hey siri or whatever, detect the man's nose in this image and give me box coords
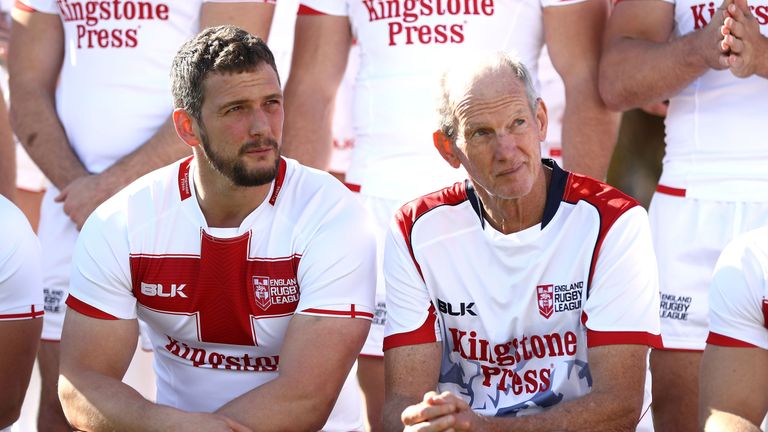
[249,109,271,136]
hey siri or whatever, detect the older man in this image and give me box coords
[382,54,661,431]
[58,26,376,431]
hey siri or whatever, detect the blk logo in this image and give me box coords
[437,298,477,316]
[140,282,188,298]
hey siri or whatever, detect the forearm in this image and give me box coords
[383,394,422,432]
[60,371,184,431]
[600,33,709,111]
[281,83,336,170]
[9,86,87,190]
[0,95,15,201]
[215,376,337,431]
[100,117,190,193]
[478,390,641,432]
[560,76,620,180]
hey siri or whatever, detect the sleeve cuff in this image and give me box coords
[587,330,663,348]
[706,331,759,348]
[383,304,437,351]
[66,295,119,320]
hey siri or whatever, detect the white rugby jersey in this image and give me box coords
[67,157,376,430]
[16,0,269,174]
[656,0,768,201]
[384,161,662,418]
[298,0,583,200]
[0,196,44,321]
[707,227,768,350]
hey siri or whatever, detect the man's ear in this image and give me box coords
[433,130,461,169]
[172,108,202,148]
[535,98,548,143]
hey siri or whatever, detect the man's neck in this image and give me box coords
[476,166,551,235]
[192,159,272,228]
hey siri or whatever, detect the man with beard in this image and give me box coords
[57,26,376,431]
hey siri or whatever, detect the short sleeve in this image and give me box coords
[583,206,663,348]
[295,190,377,321]
[299,0,347,16]
[15,0,58,14]
[707,233,768,349]
[67,205,137,320]
[382,218,440,351]
[0,198,44,320]
[541,0,587,9]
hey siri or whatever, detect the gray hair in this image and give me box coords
[437,53,539,142]
[171,25,279,123]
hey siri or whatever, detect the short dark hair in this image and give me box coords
[171,25,279,122]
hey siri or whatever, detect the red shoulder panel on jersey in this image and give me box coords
[298,5,326,15]
[268,158,288,206]
[383,304,438,351]
[66,295,119,320]
[562,172,640,292]
[394,182,467,281]
[178,156,194,201]
[586,329,663,348]
[14,1,36,12]
[706,331,759,348]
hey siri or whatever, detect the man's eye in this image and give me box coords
[514,118,526,126]
[471,128,490,138]
[225,106,242,114]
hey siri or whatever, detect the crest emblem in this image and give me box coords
[536,284,554,319]
[253,276,271,311]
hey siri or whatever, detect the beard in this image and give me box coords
[198,127,281,187]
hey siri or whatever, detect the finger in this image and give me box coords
[728,2,746,19]
[729,53,746,70]
[402,402,457,425]
[724,34,745,53]
[720,37,731,52]
[719,53,732,68]
[720,22,732,36]
[728,17,746,38]
[422,391,439,402]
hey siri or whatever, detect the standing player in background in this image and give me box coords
[699,226,768,432]
[600,0,768,430]
[0,195,43,432]
[8,2,274,430]
[282,3,618,428]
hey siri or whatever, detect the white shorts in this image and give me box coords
[349,190,405,358]
[38,187,78,341]
[649,188,768,350]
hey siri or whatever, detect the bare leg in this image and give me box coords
[37,341,71,431]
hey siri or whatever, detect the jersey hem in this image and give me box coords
[706,331,759,348]
[66,295,120,320]
[586,330,663,348]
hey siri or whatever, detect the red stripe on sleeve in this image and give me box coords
[587,330,664,348]
[383,304,437,351]
[706,332,758,348]
[298,5,326,15]
[0,305,44,320]
[14,0,36,12]
[66,295,119,320]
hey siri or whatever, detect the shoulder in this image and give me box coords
[394,181,469,230]
[87,158,189,235]
[277,158,370,227]
[559,170,642,228]
[0,196,37,261]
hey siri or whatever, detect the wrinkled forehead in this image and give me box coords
[448,69,529,121]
